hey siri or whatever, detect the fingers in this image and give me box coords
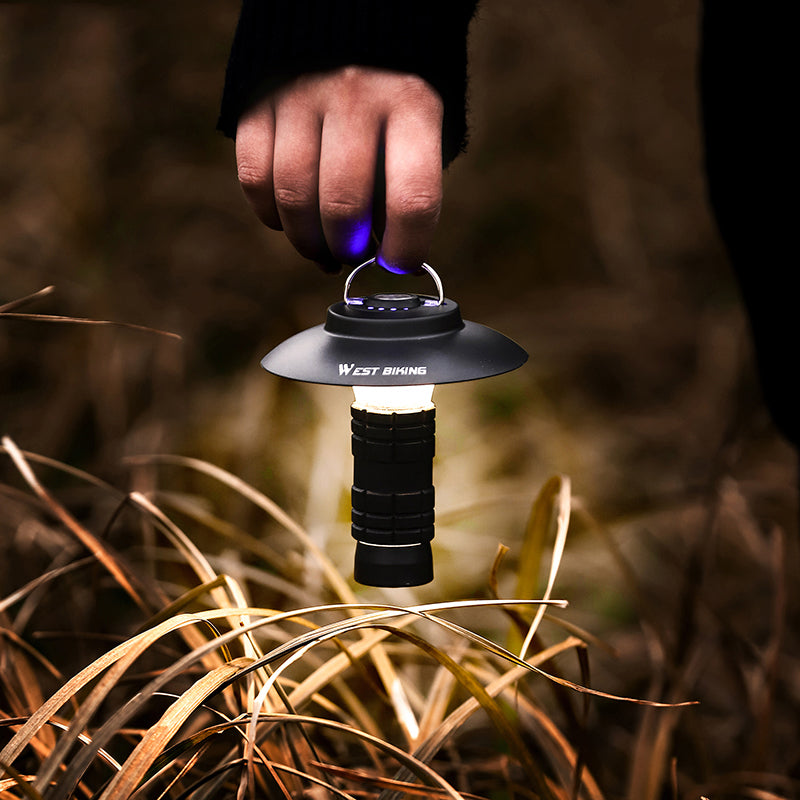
[377,84,443,275]
[234,68,444,276]
[318,109,379,265]
[235,102,281,230]
[272,97,338,270]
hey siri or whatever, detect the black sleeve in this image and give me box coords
[700,1,798,447]
[217,0,479,165]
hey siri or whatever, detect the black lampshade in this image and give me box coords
[261,291,527,385]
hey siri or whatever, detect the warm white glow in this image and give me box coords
[352,384,435,413]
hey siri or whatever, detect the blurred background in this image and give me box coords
[2,0,798,795]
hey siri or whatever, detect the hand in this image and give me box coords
[234,66,444,274]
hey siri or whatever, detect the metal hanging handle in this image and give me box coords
[343,258,445,306]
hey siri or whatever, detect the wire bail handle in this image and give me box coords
[343,258,445,307]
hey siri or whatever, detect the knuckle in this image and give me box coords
[236,160,270,191]
[333,65,376,97]
[388,190,442,227]
[392,75,443,113]
[273,184,315,212]
[320,195,368,222]
[337,65,366,87]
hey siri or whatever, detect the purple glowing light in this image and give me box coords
[342,219,372,262]
[376,253,411,275]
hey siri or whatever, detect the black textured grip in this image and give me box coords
[351,406,435,586]
[351,407,435,545]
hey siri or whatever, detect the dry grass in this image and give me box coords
[1,430,692,800]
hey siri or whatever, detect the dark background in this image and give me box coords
[2,1,798,795]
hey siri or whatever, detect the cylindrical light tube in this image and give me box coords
[350,387,435,587]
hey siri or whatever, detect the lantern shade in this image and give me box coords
[261,295,528,386]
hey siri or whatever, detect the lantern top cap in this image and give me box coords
[261,259,528,386]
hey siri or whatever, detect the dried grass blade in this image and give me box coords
[287,626,397,711]
[0,285,55,313]
[210,601,693,712]
[626,675,699,800]
[0,312,181,340]
[467,656,604,800]
[105,496,244,712]
[20,606,369,795]
[489,543,510,598]
[127,493,231,606]
[0,446,120,494]
[99,657,252,800]
[374,626,555,800]
[284,599,565,718]
[750,525,787,766]
[0,635,55,750]
[416,640,468,741]
[5,600,686,799]
[1,437,147,614]
[243,641,311,794]
[396,638,585,796]
[310,761,491,799]
[135,733,291,800]
[134,576,231,634]
[126,455,350,602]
[1,717,123,783]
[572,644,592,800]
[153,490,288,576]
[129,721,229,791]
[262,762,358,800]
[540,613,617,658]
[281,600,561,712]
[514,684,605,800]
[0,761,42,799]
[161,756,249,800]
[0,628,66,690]
[150,741,208,800]
[519,475,572,659]
[251,713,466,800]
[0,558,95,615]
[1,611,249,786]
[126,492,267,702]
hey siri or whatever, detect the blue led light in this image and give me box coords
[375,253,410,276]
[342,219,372,262]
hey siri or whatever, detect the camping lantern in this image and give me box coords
[261,260,527,587]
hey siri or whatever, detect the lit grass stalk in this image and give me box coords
[517,475,572,660]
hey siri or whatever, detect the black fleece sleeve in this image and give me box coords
[217,0,479,166]
[700,1,798,447]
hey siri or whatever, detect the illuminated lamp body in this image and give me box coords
[261,262,527,587]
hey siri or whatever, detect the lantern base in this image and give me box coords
[354,541,433,587]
